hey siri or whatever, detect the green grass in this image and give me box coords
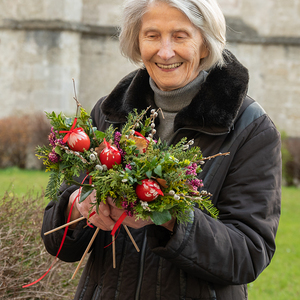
[248,186,300,299]
[0,167,49,198]
[0,168,299,298]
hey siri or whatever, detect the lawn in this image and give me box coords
[248,186,300,299]
[0,167,49,198]
[0,168,299,299]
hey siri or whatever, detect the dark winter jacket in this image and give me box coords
[41,51,281,300]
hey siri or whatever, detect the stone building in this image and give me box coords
[0,0,299,137]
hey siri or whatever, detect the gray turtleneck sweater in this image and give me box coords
[149,71,207,143]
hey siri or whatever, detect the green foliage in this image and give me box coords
[45,171,63,201]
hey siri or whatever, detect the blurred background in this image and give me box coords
[0,0,299,176]
[0,0,300,180]
[0,1,300,299]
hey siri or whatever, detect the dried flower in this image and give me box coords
[90,153,97,161]
[95,164,103,171]
[48,151,60,163]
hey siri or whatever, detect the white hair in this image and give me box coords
[119,0,227,70]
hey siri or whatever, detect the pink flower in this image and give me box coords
[121,200,137,217]
[114,131,126,158]
[48,151,60,163]
[49,127,65,147]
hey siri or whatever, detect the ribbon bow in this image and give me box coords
[59,118,84,143]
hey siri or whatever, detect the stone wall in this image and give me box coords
[218,0,300,136]
[0,0,299,137]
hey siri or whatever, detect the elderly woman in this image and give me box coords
[42,0,281,299]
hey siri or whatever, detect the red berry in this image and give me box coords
[99,138,122,169]
[67,130,90,152]
[136,179,164,202]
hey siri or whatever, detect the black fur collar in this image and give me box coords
[101,50,249,133]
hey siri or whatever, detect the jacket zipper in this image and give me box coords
[135,228,148,300]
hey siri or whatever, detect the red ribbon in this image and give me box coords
[111,211,127,236]
[86,211,96,228]
[59,117,84,144]
[134,131,149,142]
[134,131,149,153]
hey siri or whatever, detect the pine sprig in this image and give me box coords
[45,171,63,201]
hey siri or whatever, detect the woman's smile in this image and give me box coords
[156,62,183,70]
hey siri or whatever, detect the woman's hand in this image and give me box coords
[107,197,176,231]
[66,191,176,232]
[106,196,154,229]
[66,189,115,231]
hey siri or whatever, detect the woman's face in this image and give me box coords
[139,1,208,91]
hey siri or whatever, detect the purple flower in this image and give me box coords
[185,164,197,176]
[126,211,134,217]
[48,127,65,147]
[48,150,60,163]
[121,201,128,209]
[121,200,137,217]
[114,131,126,158]
[187,178,204,194]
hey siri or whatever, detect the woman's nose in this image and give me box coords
[157,39,175,61]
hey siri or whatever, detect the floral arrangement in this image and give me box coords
[36,105,221,225]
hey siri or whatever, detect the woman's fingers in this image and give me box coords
[75,191,115,231]
[89,212,115,231]
[98,197,111,217]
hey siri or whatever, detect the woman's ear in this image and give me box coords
[200,43,209,59]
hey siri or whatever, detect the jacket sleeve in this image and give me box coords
[41,185,97,262]
[147,116,281,285]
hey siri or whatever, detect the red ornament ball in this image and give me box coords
[99,139,122,169]
[136,179,164,202]
[67,130,90,152]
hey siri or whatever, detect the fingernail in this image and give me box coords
[110,225,114,230]
[103,210,109,216]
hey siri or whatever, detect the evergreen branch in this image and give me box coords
[45,171,63,201]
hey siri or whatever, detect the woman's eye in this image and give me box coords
[174,33,187,40]
[146,33,158,39]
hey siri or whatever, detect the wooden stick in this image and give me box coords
[112,234,116,269]
[199,152,230,162]
[72,227,100,280]
[123,225,140,252]
[44,216,86,235]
